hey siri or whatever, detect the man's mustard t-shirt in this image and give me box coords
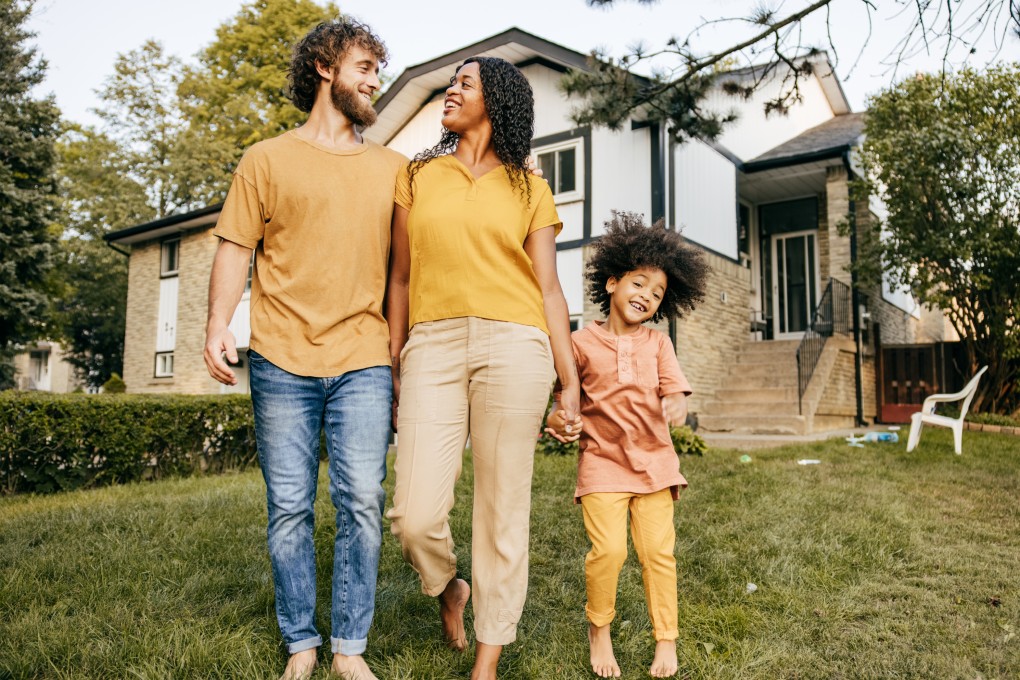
[215,130,407,377]
[394,155,562,334]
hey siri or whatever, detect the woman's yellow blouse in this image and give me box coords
[395,155,563,334]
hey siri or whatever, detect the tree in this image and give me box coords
[565,0,1019,142]
[0,0,60,388]
[854,66,1020,415]
[50,124,153,388]
[177,0,338,203]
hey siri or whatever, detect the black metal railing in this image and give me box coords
[796,278,853,413]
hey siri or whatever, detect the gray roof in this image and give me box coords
[746,112,865,169]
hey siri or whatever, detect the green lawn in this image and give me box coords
[1,428,1018,679]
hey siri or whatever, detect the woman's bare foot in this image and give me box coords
[440,577,471,651]
[469,641,502,680]
[588,623,621,678]
[279,649,317,680]
[330,653,378,679]
[649,639,678,678]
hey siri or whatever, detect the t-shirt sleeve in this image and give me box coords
[394,163,413,211]
[527,179,562,237]
[213,151,265,250]
[657,334,692,397]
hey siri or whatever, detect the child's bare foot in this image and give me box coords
[469,642,502,680]
[440,577,470,651]
[279,649,317,680]
[649,639,678,678]
[588,623,621,678]
[330,653,378,679]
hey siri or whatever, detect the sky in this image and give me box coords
[26,0,1020,128]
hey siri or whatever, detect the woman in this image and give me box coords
[386,56,580,680]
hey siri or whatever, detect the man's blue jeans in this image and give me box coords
[249,350,391,656]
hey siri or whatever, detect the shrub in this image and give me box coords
[0,393,257,495]
[101,373,126,393]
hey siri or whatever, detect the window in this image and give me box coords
[155,351,174,377]
[161,238,180,277]
[569,315,583,332]
[244,253,254,293]
[535,142,582,201]
[29,350,49,384]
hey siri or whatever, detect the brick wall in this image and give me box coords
[123,227,221,394]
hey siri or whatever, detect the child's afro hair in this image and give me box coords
[585,211,709,323]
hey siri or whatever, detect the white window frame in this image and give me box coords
[154,351,174,378]
[160,238,180,278]
[534,140,584,204]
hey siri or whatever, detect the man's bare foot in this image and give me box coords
[330,653,378,680]
[469,642,502,680]
[588,623,621,678]
[649,639,678,678]
[440,577,470,651]
[279,649,317,680]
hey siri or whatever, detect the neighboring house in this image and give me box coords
[12,341,82,393]
[105,27,951,432]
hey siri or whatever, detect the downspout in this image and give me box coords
[649,120,675,345]
[843,150,865,427]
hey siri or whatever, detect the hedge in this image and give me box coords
[0,393,257,495]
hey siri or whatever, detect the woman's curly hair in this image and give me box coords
[408,56,534,203]
[287,17,387,114]
[586,211,710,323]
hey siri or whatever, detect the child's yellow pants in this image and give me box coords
[579,488,678,641]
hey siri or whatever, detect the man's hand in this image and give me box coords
[205,325,239,385]
[662,393,689,427]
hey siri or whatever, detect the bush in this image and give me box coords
[101,373,126,393]
[0,393,257,495]
[537,425,706,457]
[967,411,1020,428]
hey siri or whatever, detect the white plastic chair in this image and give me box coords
[905,365,988,455]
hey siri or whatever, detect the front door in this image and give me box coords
[771,230,818,338]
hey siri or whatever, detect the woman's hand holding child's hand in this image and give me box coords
[662,393,688,428]
[545,406,582,444]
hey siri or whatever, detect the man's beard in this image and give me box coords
[331,78,378,128]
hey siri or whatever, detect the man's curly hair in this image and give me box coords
[287,17,387,114]
[586,211,709,323]
[408,56,534,203]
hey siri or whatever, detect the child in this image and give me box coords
[547,212,708,678]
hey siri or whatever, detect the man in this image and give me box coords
[204,17,405,680]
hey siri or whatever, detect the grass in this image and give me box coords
[1,428,1018,679]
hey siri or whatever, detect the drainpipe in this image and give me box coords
[843,150,865,427]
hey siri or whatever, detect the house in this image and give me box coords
[105,27,951,433]
[12,341,82,393]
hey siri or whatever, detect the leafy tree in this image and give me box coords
[566,0,1018,142]
[50,124,153,388]
[177,0,338,203]
[854,66,1020,415]
[0,0,60,388]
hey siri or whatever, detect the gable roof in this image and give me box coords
[743,112,865,172]
[365,27,596,146]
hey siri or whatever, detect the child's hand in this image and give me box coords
[544,408,582,443]
[662,393,688,427]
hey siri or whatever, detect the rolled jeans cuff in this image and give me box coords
[332,636,367,656]
[286,635,322,655]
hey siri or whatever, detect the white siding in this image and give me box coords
[387,98,445,158]
[706,72,835,161]
[228,295,252,348]
[156,277,178,352]
[674,139,738,259]
[556,248,585,316]
[591,126,651,236]
[522,64,578,140]
[556,201,584,242]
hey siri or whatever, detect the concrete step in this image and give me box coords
[811,415,857,431]
[736,340,801,355]
[721,363,802,382]
[715,387,799,402]
[698,414,808,435]
[702,400,800,416]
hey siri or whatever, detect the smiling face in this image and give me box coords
[328,45,381,127]
[606,267,668,332]
[441,61,489,135]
